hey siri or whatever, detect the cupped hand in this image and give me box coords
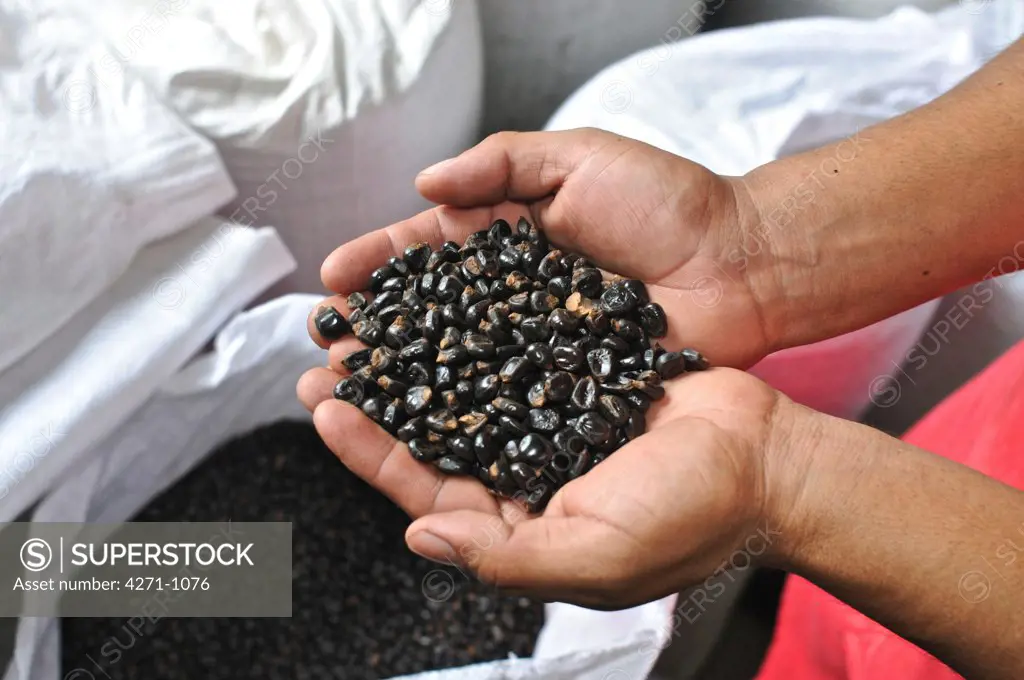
[307,128,778,370]
[298,363,799,609]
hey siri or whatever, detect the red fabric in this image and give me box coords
[756,340,1024,680]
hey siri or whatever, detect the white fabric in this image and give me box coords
[68,0,485,294]
[0,218,295,525]
[0,2,236,375]
[546,1,1024,421]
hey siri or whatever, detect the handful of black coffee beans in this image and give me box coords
[315,217,709,513]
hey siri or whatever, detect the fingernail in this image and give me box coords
[418,158,456,177]
[408,531,455,564]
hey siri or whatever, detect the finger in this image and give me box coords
[416,129,610,207]
[405,509,630,594]
[296,367,339,413]
[321,206,490,294]
[312,399,498,518]
[307,295,355,348]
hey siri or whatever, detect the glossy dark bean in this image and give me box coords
[525,342,555,370]
[381,400,407,432]
[465,334,496,358]
[547,345,581,372]
[611,318,643,342]
[520,248,544,276]
[404,362,432,387]
[437,345,471,366]
[361,396,385,422]
[571,376,599,411]
[545,308,577,335]
[600,335,629,354]
[425,409,458,434]
[437,455,472,475]
[625,410,646,440]
[397,338,434,363]
[585,310,611,336]
[441,303,465,328]
[333,377,363,404]
[526,484,554,514]
[499,356,531,383]
[409,438,444,463]
[575,411,612,446]
[568,451,592,480]
[600,281,640,315]
[455,380,474,408]
[638,303,668,337]
[404,385,433,415]
[598,394,630,427]
[489,219,512,245]
[353,319,384,346]
[527,381,547,408]
[489,279,512,300]
[459,412,489,437]
[543,371,574,402]
[571,268,603,297]
[528,408,562,434]
[381,277,406,293]
[498,415,529,439]
[377,375,408,398]
[341,348,372,371]
[520,316,551,342]
[519,433,555,466]
[529,290,559,314]
[510,462,539,490]
[682,348,710,371]
[586,348,617,380]
[493,397,529,420]
[402,241,431,272]
[434,364,455,391]
[348,308,367,326]
[423,308,443,342]
[368,266,394,293]
[625,390,652,412]
[447,436,476,463]
[465,299,491,328]
[655,351,687,379]
[547,276,572,299]
[384,318,412,349]
[457,363,477,381]
[474,374,501,403]
[440,390,459,411]
[536,250,565,282]
[499,247,522,272]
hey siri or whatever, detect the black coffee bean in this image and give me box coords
[497,383,523,402]
[348,308,367,327]
[420,271,439,295]
[396,417,425,443]
[465,334,496,358]
[510,462,539,490]
[625,390,651,412]
[493,397,529,420]
[575,411,612,446]
[526,484,554,514]
[508,292,530,313]
[638,303,668,338]
[519,433,554,466]
[405,385,433,415]
[553,345,584,372]
[543,372,574,402]
[682,348,710,371]
[598,394,630,427]
[436,275,464,303]
[354,319,384,346]
[571,376,599,411]
[409,438,445,463]
[377,375,409,398]
[437,455,472,475]
[341,348,372,371]
[385,318,413,349]
[368,266,394,293]
[455,380,474,408]
[520,316,551,342]
[399,338,436,363]
[498,247,522,272]
[547,309,578,335]
[434,364,455,391]
[499,356,531,383]
[476,249,500,278]
[474,429,499,467]
[521,249,544,276]
[441,303,465,328]
[406,362,434,387]
[438,326,461,350]
[437,345,471,367]
[528,409,562,434]
[547,276,572,299]
[600,335,629,354]
[346,292,368,310]
[655,351,687,379]
[474,278,491,298]
[489,219,512,245]
[315,306,351,340]
[527,381,547,408]
[457,363,477,381]
[536,250,565,282]
[361,396,385,422]
[498,415,529,439]
[382,400,408,432]
[611,318,643,342]
[382,276,407,293]
[459,412,489,437]
[447,436,476,463]
[587,348,617,380]
[333,377,363,404]
[585,310,611,335]
[529,290,558,314]
[625,410,646,440]
[423,308,444,342]
[465,299,491,328]
[489,279,512,300]
[402,241,431,272]
[474,374,501,403]
[525,343,555,370]
[571,268,603,298]
[425,409,458,434]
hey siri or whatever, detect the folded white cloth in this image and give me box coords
[0,218,295,524]
[0,1,236,373]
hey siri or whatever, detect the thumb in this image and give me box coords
[415,129,610,207]
[406,508,626,593]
